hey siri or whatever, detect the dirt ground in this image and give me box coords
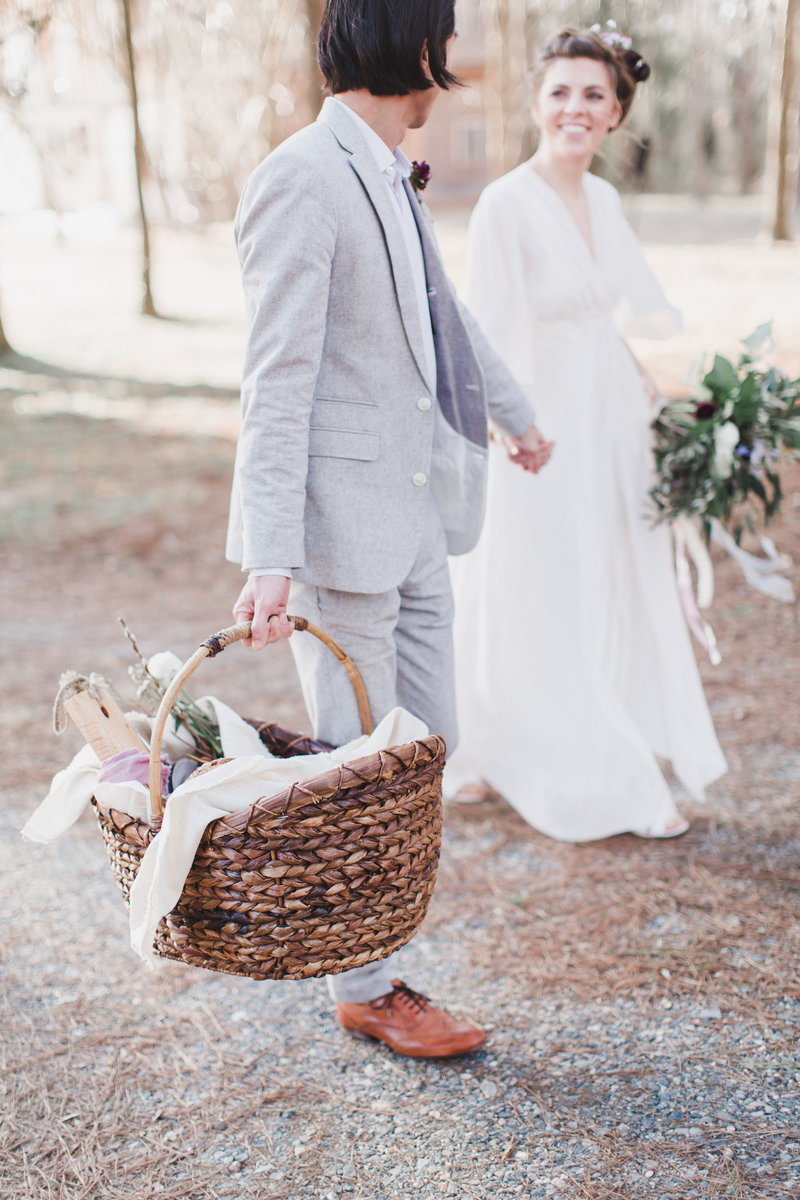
[1,201,799,1199]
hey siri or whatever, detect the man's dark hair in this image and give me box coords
[318,0,459,96]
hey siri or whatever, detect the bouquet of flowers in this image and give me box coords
[648,325,800,662]
[650,323,800,540]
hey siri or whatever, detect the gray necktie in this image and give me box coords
[402,178,488,450]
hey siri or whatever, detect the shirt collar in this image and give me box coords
[331,98,412,184]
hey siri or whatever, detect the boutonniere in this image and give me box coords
[409,160,431,197]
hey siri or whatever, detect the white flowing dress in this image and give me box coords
[446,166,727,841]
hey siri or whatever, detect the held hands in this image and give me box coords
[232,575,293,650]
[504,423,555,474]
[231,424,555,647]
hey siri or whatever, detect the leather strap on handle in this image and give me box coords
[148,618,373,818]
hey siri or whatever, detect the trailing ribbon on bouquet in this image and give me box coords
[710,521,795,604]
[672,515,796,664]
[673,518,721,665]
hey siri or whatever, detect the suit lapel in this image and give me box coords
[317,100,431,389]
[403,177,488,450]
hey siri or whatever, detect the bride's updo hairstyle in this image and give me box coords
[532,26,651,125]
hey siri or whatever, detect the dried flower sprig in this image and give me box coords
[590,21,633,50]
[120,619,223,760]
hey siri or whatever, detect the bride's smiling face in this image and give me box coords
[533,57,622,161]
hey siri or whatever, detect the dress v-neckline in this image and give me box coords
[526,167,598,264]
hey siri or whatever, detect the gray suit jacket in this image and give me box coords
[226,97,535,593]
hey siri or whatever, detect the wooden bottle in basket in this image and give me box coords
[59,678,145,761]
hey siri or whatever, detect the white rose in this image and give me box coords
[146,650,184,690]
[713,421,740,480]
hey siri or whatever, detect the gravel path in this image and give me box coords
[3,770,799,1199]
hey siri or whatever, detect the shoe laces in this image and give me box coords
[382,980,430,1016]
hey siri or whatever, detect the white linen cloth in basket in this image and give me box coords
[23,701,428,966]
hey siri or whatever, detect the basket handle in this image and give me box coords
[148,617,372,817]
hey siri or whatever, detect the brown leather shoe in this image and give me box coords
[335,979,486,1059]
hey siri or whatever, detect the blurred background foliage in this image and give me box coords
[0,0,797,330]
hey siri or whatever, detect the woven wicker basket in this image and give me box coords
[93,619,444,980]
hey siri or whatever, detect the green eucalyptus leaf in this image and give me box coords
[687,419,717,436]
[741,322,773,355]
[705,355,738,395]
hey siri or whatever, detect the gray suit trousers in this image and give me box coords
[288,496,456,1003]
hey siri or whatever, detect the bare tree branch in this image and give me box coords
[304,0,324,119]
[119,0,157,315]
[772,0,799,240]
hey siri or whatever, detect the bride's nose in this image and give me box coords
[563,91,586,114]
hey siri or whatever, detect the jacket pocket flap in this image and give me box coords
[308,428,380,461]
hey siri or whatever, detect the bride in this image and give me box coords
[446,26,727,840]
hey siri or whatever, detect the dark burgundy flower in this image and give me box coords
[695,401,717,420]
[409,160,431,192]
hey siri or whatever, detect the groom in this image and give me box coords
[227,0,552,1058]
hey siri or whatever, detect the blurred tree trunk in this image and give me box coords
[730,33,761,195]
[304,0,324,118]
[10,110,65,237]
[120,0,157,315]
[482,0,528,177]
[519,2,540,161]
[772,0,799,240]
[0,4,50,354]
[690,0,710,199]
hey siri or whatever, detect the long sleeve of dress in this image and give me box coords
[465,191,538,397]
[612,199,682,340]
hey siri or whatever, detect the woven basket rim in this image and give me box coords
[96,732,446,837]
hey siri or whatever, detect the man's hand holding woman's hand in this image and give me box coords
[505,423,555,473]
[232,575,293,649]
[231,420,554,648]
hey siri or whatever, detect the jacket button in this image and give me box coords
[417,396,432,411]
[412,472,428,487]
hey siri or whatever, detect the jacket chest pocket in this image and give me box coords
[309,397,380,460]
[308,427,380,461]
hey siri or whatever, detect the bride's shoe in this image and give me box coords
[632,814,690,839]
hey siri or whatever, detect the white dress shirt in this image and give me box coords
[250,98,437,580]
